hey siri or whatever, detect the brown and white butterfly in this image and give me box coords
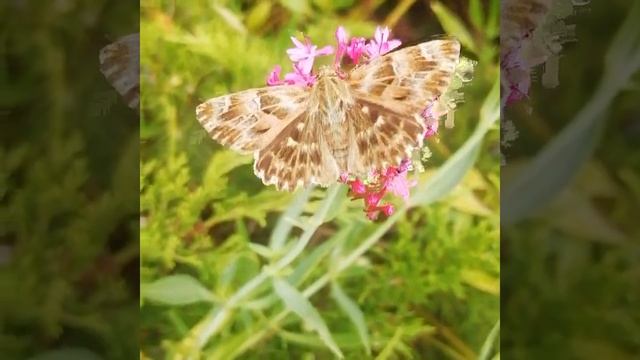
[196,39,460,191]
[99,33,140,109]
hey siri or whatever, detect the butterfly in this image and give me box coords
[99,33,140,109]
[196,39,460,191]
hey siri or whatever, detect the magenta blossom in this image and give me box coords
[365,26,402,59]
[266,65,284,86]
[334,26,368,65]
[341,160,415,221]
[284,62,316,86]
[286,36,334,74]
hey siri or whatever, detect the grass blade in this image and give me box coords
[331,281,371,355]
[142,274,216,305]
[273,278,344,358]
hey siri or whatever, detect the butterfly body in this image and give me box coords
[197,39,461,191]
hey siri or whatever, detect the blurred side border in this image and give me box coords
[0,1,139,358]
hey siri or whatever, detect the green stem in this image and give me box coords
[186,184,342,354]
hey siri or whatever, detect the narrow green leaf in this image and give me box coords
[273,277,344,358]
[142,274,215,305]
[375,327,404,360]
[468,0,484,30]
[28,348,101,360]
[269,186,312,250]
[212,4,247,34]
[431,1,477,54]
[246,1,273,31]
[279,0,311,15]
[478,319,500,360]
[331,281,371,355]
[486,0,500,38]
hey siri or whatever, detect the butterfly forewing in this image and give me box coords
[349,39,460,108]
[196,86,310,153]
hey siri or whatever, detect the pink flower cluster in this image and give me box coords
[341,159,416,220]
[266,26,403,87]
[266,26,437,220]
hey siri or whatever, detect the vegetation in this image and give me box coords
[140,0,499,359]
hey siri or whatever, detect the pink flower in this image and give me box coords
[346,37,367,64]
[334,26,368,66]
[385,168,416,201]
[348,178,367,195]
[266,65,284,86]
[283,62,316,86]
[365,26,401,59]
[287,36,334,74]
[341,159,415,221]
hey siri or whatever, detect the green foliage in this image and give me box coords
[0,1,139,358]
[140,0,500,358]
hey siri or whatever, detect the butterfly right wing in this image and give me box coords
[343,40,461,175]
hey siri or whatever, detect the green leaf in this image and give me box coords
[331,281,371,355]
[246,1,273,32]
[28,348,101,360]
[478,319,500,360]
[212,4,247,34]
[431,1,477,54]
[273,277,343,358]
[279,0,311,15]
[468,0,484,30]
[269,187,312,251]
[142,274,215,305]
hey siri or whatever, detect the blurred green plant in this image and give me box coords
[501,0,640,357]
[140,0,500,358]
[0,1,139,359]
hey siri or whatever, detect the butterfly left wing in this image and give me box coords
[197,85,340,190]
[99,33,140,109]
[344,39,461,174]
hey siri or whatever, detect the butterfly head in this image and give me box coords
[317,65,340,78]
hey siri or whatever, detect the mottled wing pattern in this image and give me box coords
[253,112,338,191]
[196,86,309,154]
[346,40,460,174]
[99,33,140,109]
[349,39,460,108]
[345,100,426,177]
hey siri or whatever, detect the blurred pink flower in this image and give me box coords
[346,37,367,64]
[287,36,334,74]
[365,26,401,59]
[284,62,316,86]
[266,65,284,86]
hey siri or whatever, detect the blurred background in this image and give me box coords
[0,0,139,359]
[501,0,640,358]
[140,0,499,359]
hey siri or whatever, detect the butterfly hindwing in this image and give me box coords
[253,111,338,190]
